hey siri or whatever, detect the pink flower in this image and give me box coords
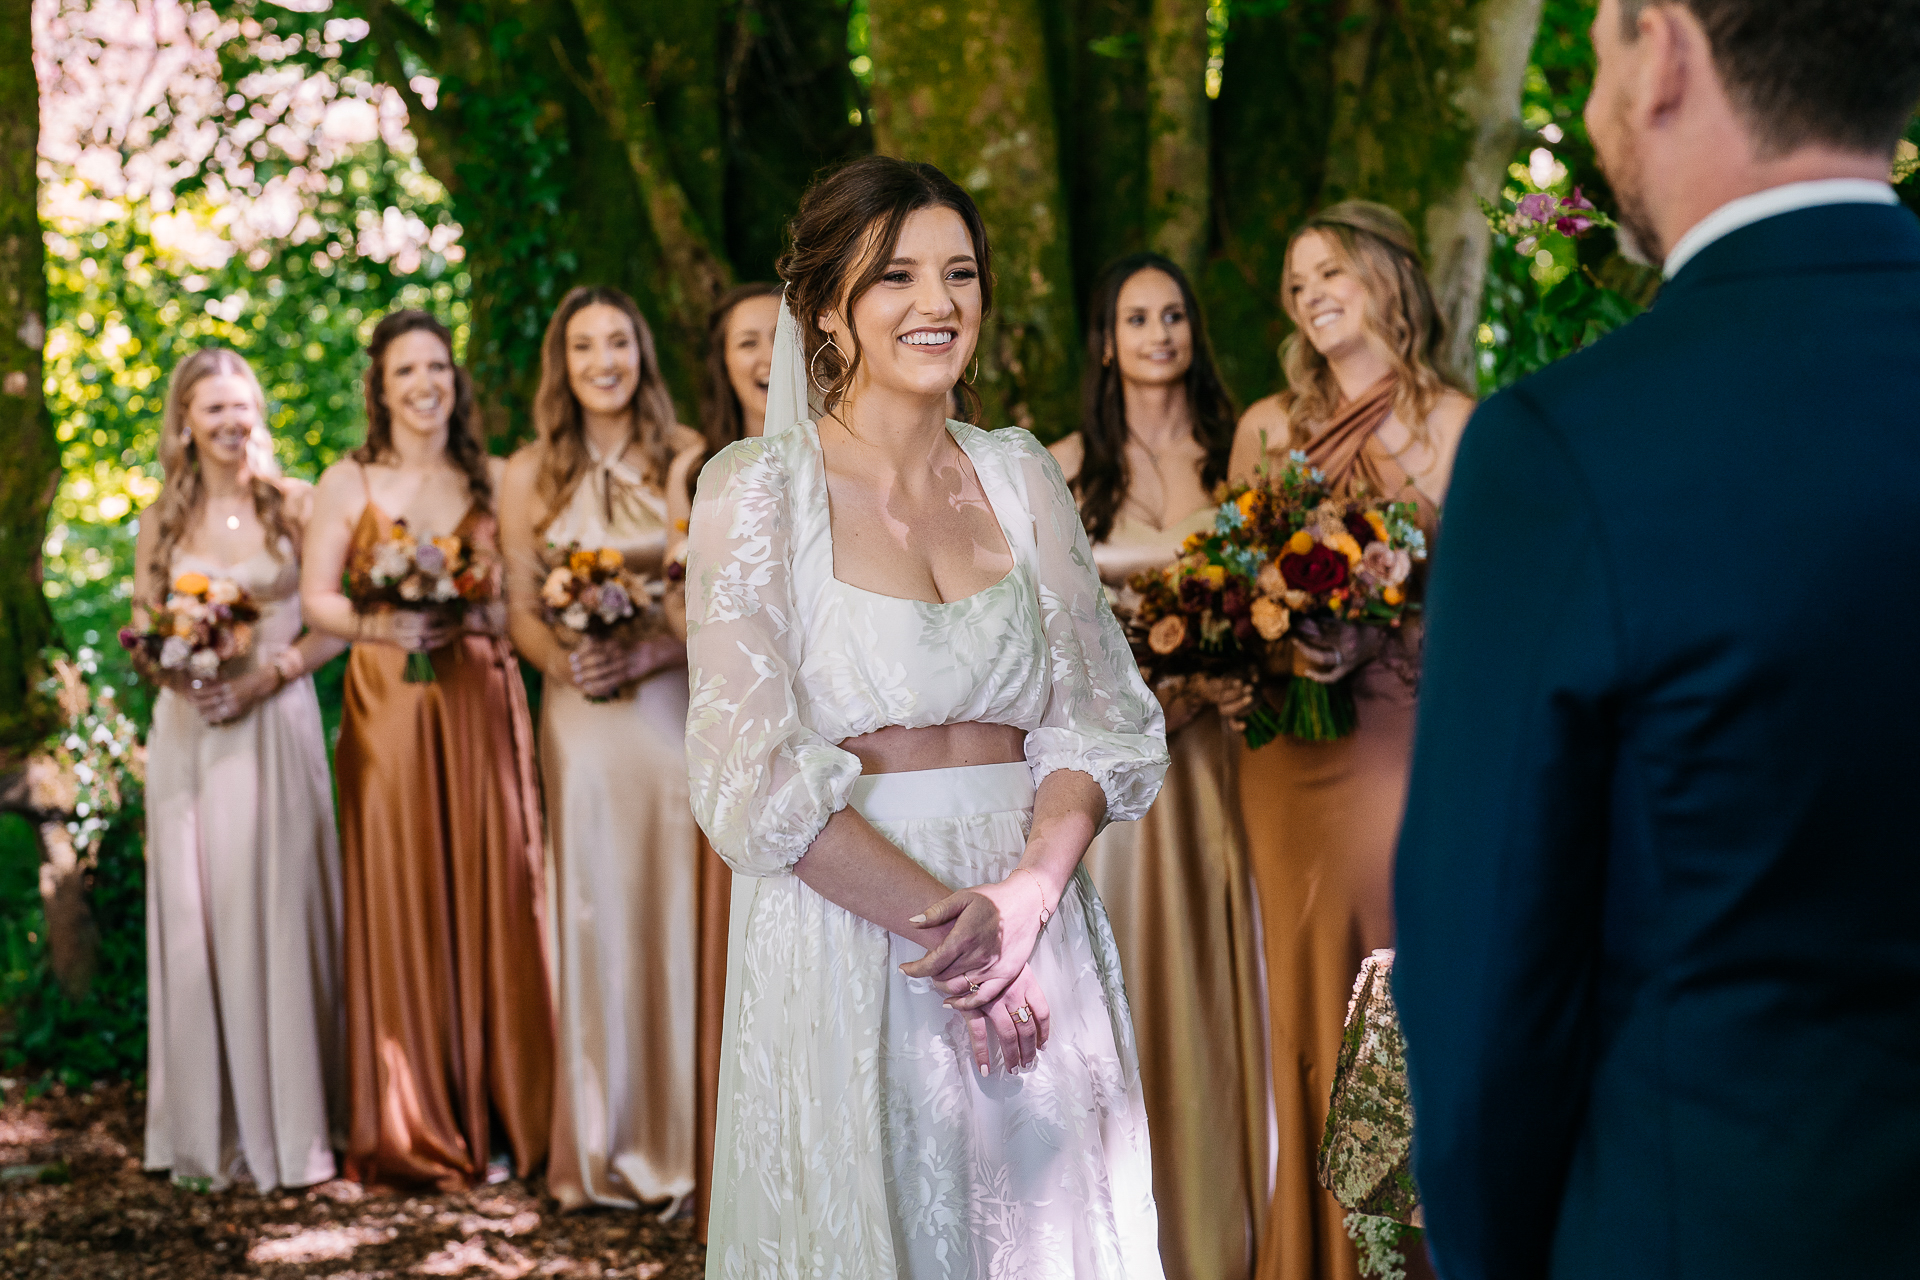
[1516,192,1556,226]
[1562,186,1596,211]
[414,543,448,576]
[1555,212,1594,236]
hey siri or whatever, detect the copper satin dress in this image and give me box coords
[537,446,704,1210]
[1084,504,1271,1280]
[1245,378,1440,1280]
[337,495,554,1190]
[144,540,344,1191]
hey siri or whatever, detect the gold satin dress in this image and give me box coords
[538,450,705,1211]
[1085,505,1271,1280]
[337,500,554,1191]
[1245,379,1439,1280]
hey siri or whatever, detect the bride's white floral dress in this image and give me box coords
[685,416,1170,1279]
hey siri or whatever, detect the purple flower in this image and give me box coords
[595,581,633,622]
[1516,192,1556,226]
[117,626,141,653]
[1555,213,1594,236]
[414,543,448,576]
[1562,186,1596,211]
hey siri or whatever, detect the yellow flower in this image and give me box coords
[1286,529,1314,555]
[1365,511,1389,542]
[596,546,625,572]
[1333,532,1363,564]
[1181,532,1208,554]
[1203,564,1227,590]
[1382,585,1405,606]
[569,548,598,577]
[172,572,211,597]
[1236,490,1260,517]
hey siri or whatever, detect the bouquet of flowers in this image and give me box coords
[348,520,497,682]
[1121,452,1426,746]
[119,571,261,681]
[1482,184,1616,289]
[540,543,661,701]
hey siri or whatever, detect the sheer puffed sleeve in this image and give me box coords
[1005,431,1168,826]
[684,438,862,876]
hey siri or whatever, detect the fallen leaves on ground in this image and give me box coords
[0,1080,704,1279]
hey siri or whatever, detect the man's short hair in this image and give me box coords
[1622,0,1920,157]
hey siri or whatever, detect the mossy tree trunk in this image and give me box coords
[1144,0,1210,278]
[867,0,1081,435]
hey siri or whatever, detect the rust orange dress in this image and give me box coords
[337,497,555,1190]
[1245,378,1441,1280]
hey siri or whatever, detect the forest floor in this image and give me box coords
[0,1079,705,1279]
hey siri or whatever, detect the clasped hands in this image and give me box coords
[899,874,1054,1077]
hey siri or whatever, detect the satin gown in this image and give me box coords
[144,541,344,1191]
[1085,508,1270,1280]
[538,449,704,1211]
[686,421,1170,1279]
[336,497,554,1190]
[1244,379,1440,1280]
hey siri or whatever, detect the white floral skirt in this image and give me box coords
[707,762,1164,1280]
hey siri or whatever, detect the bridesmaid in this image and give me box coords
[1227,202,1472,1280]
[136,347,347,1191]
[301,309,554,1191]
[1049,253,1266,1280]
[499,286,706,1211]
[684,278,780,1236]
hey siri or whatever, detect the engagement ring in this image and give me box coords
[1012,1006,1032,1025]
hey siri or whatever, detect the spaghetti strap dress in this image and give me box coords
[335,487,555,1190]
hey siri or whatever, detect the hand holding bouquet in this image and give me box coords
[348,520,497,682]
[120,571,261,683]
[1120,452,1427,746]
[540,543,663,702]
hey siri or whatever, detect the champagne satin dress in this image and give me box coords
[144,541,344,1191]
[538,447,704,1211]
[1085,506,1271,1280]
[1245,379,1439,1280]
[336,495,554,1190]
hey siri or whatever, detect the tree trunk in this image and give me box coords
[1049,0,1153,314]
[1423,0,1546,384]
[868,0,1081,435]
[1144,0,1210,279]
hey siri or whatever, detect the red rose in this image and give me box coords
[1279,544,1349,594]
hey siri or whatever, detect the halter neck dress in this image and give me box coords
[1241,378,1445,1280]
[536,442,704,1212]
[334,479,554,1190]
[686,420,1170,1278]
[144,536,344,1191]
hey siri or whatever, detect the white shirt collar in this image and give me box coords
[1662,178,1898,279]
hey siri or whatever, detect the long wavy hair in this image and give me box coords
[1075,253,1237,545]
[778,155,993,423]
[149,347,296,591]
[354,310,493,511]
[1276,201,1466,447]
[701,281,784,452]
[529,286,678,536]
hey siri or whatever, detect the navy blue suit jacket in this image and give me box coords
[1394,200,1920,1280]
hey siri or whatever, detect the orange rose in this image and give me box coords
[569,548,598,577]
[596,546,625,572]
[1148,614,1189,655]
[1251,596,1290,641]
[171,571,211,597]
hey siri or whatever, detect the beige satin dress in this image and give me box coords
[539,448,704,1210]
[337,498,554,1191]
[1244,378,1438,1280]
[144,540,345,1191]
[1085,505,1271,1280]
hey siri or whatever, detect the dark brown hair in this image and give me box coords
[1620,0,1920,156]
[531,286,678,535]
[777,155,993,422]
[701,281,784,452]
[355,310,493,511]
[1075,253,1237,545]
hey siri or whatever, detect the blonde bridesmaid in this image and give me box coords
[136,348,348,1192]
[301,310,554,1191]
[1227,203,1472,1280]
[1050,252,1267,1280]
[499,286,706,1211]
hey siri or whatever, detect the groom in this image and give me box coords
[1394,2,1920,1278]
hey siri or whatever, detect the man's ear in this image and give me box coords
[1639,2,1702,132]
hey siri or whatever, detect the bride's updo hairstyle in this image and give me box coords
[778,155,994,421]
[1276,200,1466,448]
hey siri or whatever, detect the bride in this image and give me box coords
[684,154,1170,1278]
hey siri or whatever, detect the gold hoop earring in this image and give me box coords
[810,336,843,394]
[963,357,980,385]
